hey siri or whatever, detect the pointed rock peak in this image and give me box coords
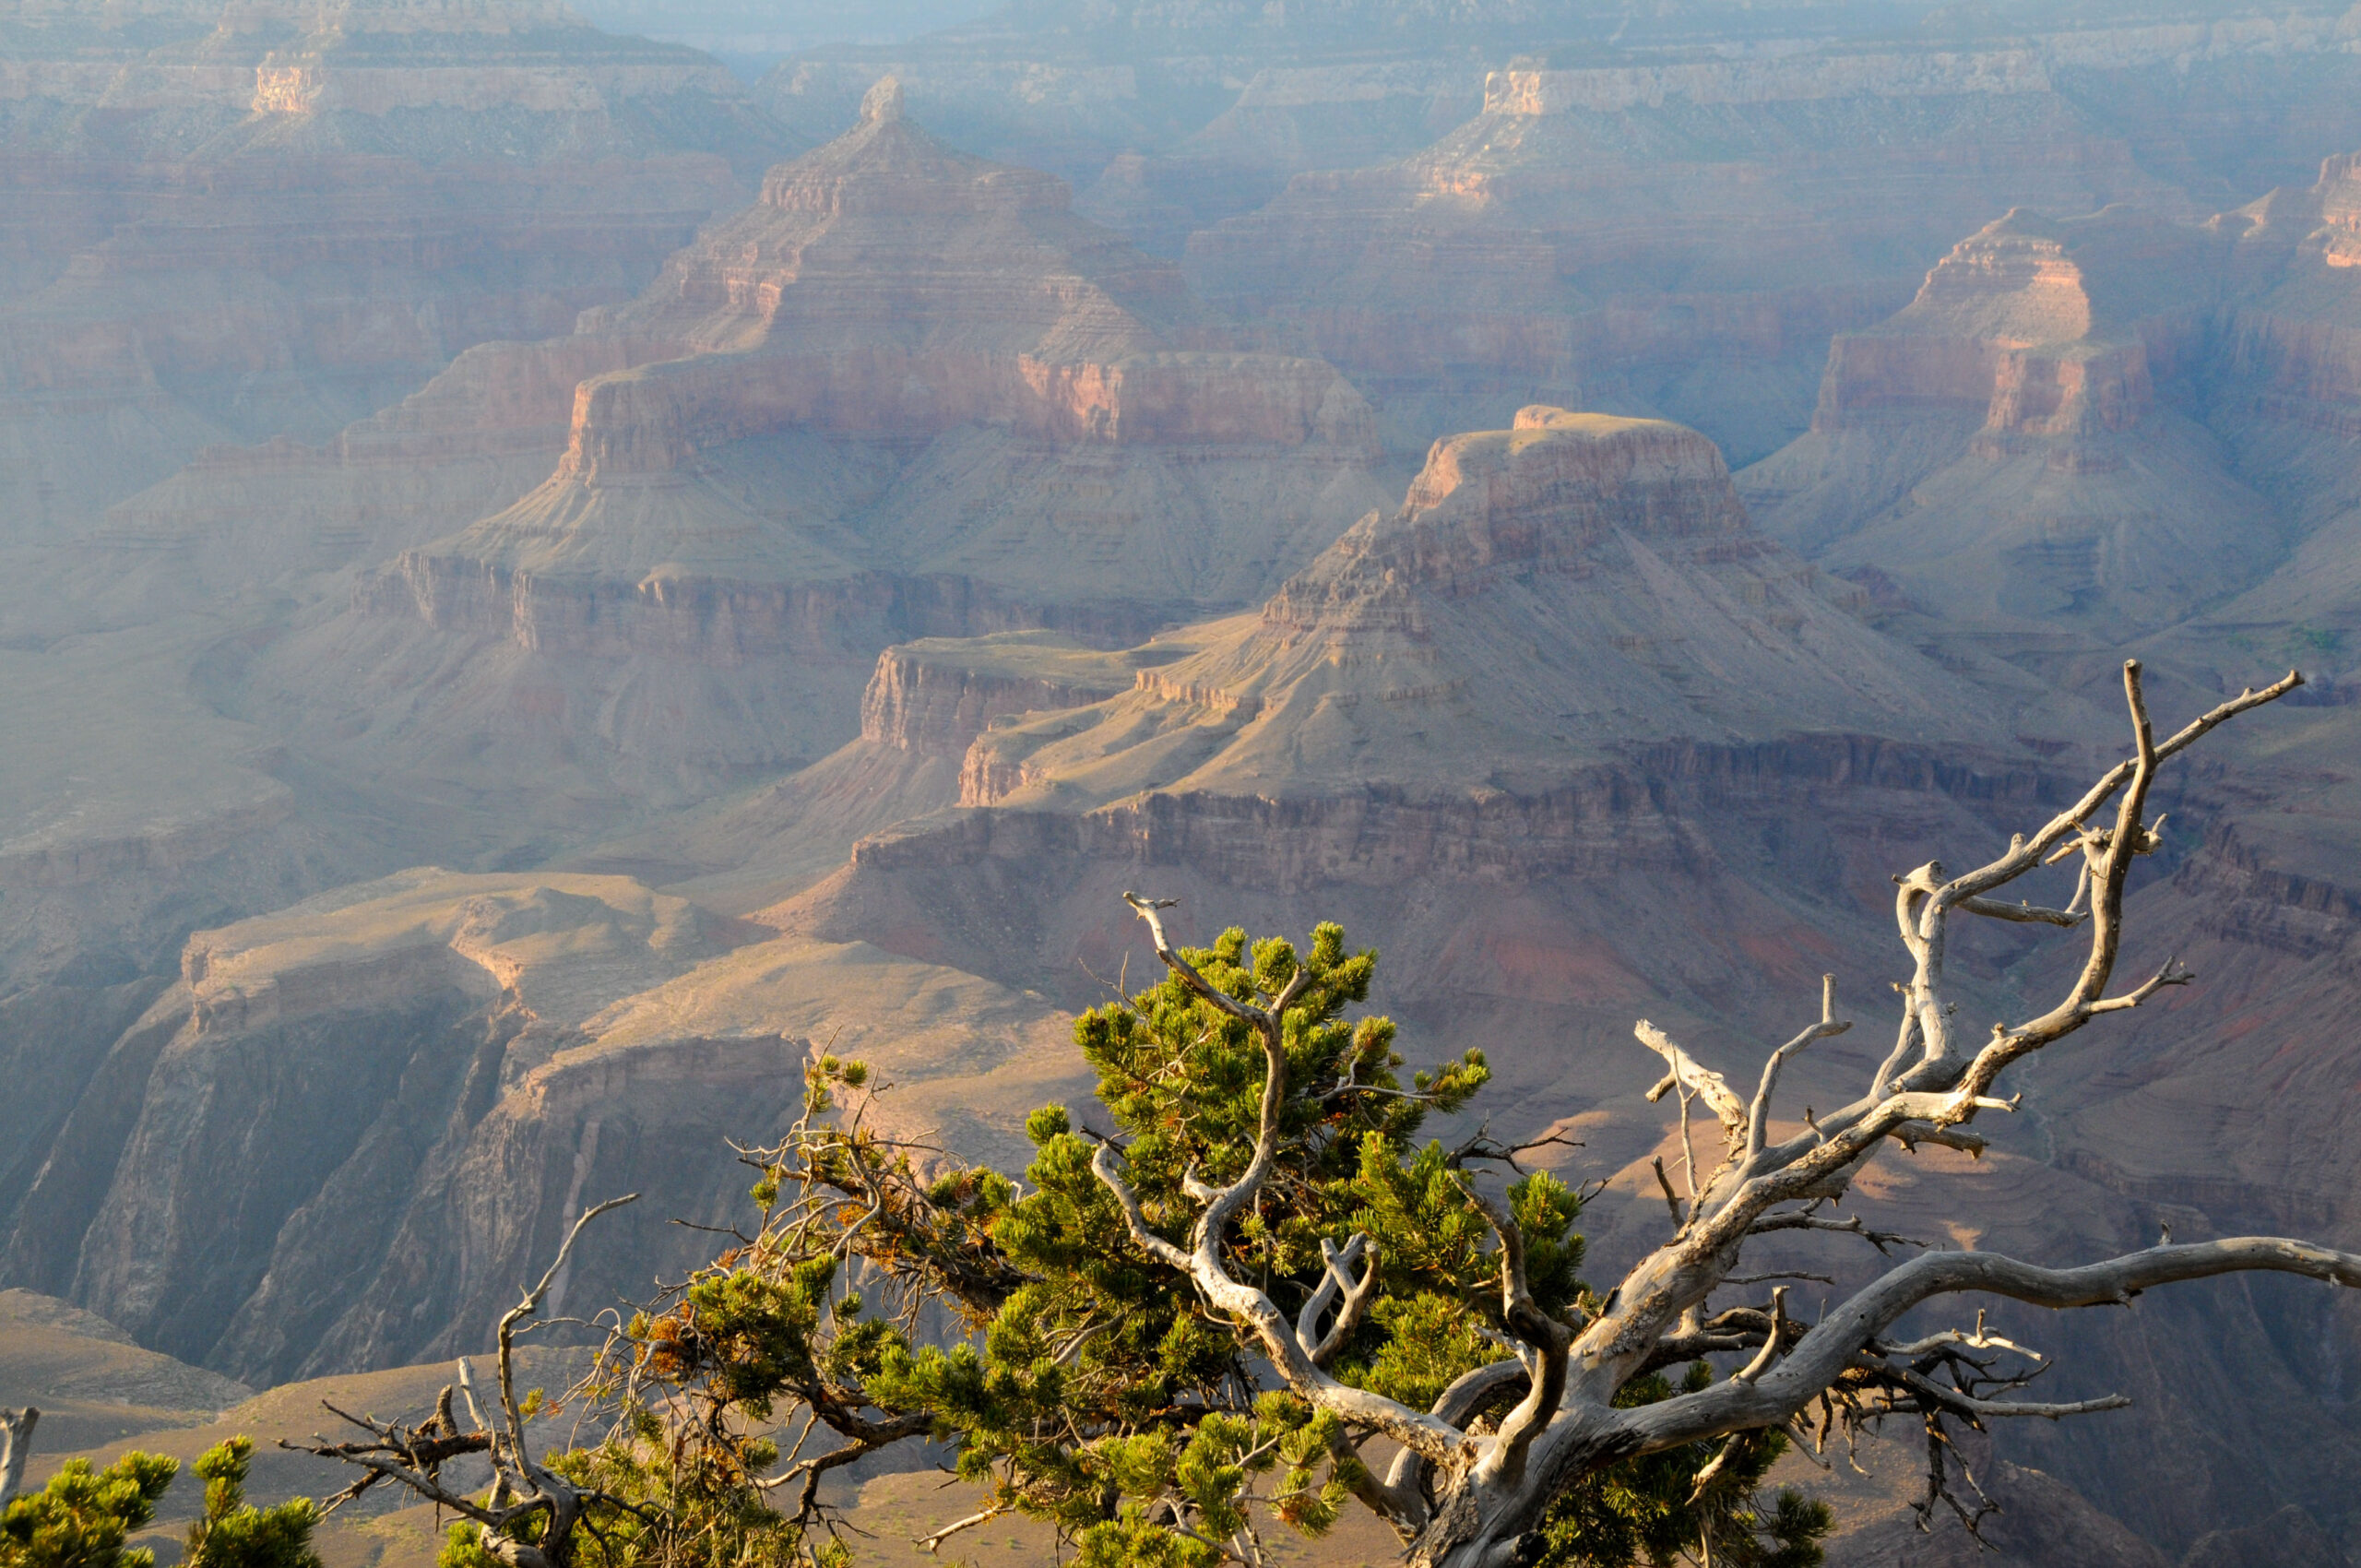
[860,75,905,124]
[760,71,1066,217]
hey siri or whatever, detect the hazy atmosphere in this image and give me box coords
[2,0,2359,1564]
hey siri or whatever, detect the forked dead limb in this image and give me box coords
[294,1194,639,1568]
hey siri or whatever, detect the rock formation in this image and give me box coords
[1738,205,2283,642]
[956,408,2002,814]
[760,405,2035,1064]
[0,1,798,1026]
[0,0,789,542]
[1181,39,2205,466]
[0,865,1075,1384]
[211,82,1393,842]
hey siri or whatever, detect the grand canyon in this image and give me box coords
[2,1,2359,1564]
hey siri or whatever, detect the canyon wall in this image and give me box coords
[181,86,1397,844]
[0,3,790,539]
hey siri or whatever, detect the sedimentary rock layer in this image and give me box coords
[1739,204,2284,639]
[208,82,1392,835]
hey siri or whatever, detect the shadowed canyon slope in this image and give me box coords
[0,865,1076,1384]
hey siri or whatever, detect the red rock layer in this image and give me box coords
[1809,208,2221,448]
[517,79,1377,481]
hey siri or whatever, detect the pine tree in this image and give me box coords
[1,1452,177,1568]
[182,1440,322,1568]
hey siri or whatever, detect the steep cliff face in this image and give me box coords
[860,634,1148,758]
[1738,204,2286,640]
[0,871,722,1372]
[0,864,1077,1384]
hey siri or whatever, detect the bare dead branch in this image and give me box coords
[917,1506,1012,1553]
[1748,1212,1925,1255]
[1,1408,39,1506]
[1298,1234,1383,1368]
[1747,976,1850,1158]
[1090,1140,1194,1273]
[1652,1158,1686,1230]
[1955,895,2084,926]
[1608,1236,2361,1458]
[1635,1021,1747,1143]
[1731,1289,1789,1384]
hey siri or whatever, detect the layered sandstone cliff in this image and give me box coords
[1738,205,2284,640]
